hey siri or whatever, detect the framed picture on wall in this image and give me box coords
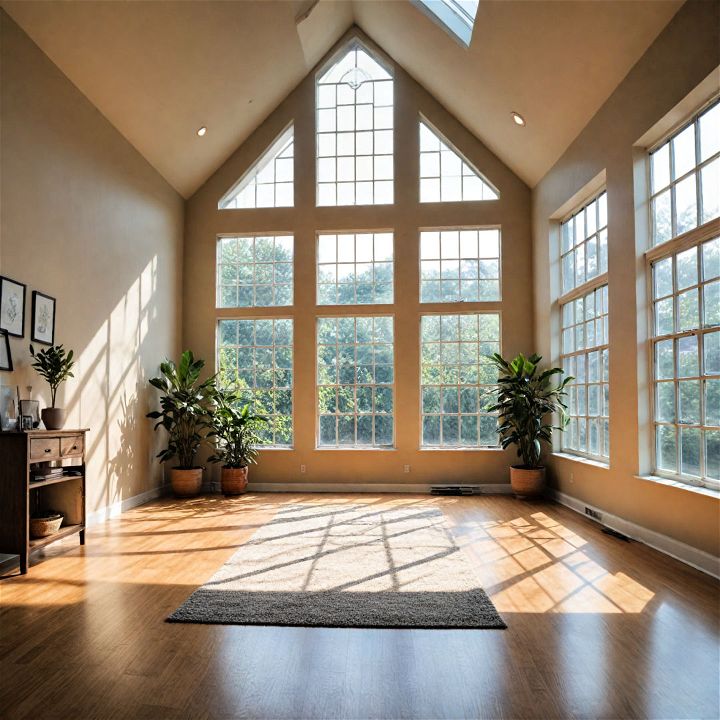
[0,276,26,338]
[0,331,12,371]
[31,291,56,346]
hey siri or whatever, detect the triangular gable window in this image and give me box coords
[219,124,294,209]
[419,120,498,202]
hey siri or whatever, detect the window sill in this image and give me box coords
[634,474,720,499]
[552,452,609,470]
[420,446,503,452]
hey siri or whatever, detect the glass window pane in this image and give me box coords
[220,126,294,209]
[316,43,393,206]
[217,319,293,446]
[317,316,394,447]
[216,236,293,308]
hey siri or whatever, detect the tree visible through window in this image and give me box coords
[317,316,394,447]
[217,319,293,446]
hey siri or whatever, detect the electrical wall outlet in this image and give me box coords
[569,472,574,483]
[403,464,411,473]
[300,464,306,474]
[585,507,602,521]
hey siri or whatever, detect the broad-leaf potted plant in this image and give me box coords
[146,350,215,497]
[29,344,75,430]
[485,352,572,497]
[208,387,267,495]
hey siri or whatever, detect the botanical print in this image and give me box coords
[0,277,25,337]
[32,292,55,345]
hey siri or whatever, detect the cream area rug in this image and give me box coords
[168,503,506,629]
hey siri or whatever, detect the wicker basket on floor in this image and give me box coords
[30,513,63,538]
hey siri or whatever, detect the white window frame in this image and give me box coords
[419,226,501,303]
[315,41,394,207]
[558,189,610,464]
[316,231,394,306]
[216,317,294,448]
[649,97,719,247]
[316,314,395,449]
[646,220,720,491]
[419,311,501,449]
[216,234,294,308]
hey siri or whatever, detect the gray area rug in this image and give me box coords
[168,503,506,629]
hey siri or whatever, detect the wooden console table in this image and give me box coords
[0,429,88,574]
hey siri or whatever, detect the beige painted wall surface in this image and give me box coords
[533,0,720,557]
[185,30,532,488]
[0,12,184,514]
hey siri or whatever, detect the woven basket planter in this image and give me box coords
[30,514,63,538]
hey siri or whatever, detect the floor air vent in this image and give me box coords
[430,485,478,496]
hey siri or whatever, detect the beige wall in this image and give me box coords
[185,30,532,488]
[0,12,184,514]
[533,0,720,556]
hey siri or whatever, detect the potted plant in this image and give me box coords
[208,387,267,495]
[29,344,75,430]
[485,352,572,498]
[146,350,215,497]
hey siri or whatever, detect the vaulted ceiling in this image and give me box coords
[1,0,683,198]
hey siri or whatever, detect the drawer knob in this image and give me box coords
[44,448,51,453]
[72,445,77,450]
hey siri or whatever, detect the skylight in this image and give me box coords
[412,0,479,47]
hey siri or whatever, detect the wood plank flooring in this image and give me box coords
[0,493,718,719]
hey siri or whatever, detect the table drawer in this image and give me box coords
[61,435,84,458]
[30,438,60,460]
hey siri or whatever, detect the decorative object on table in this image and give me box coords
[0,330,12,371]
[29,510,64,539]
[208,387,266,496]
[0,276,26,338]
[20,399,40,429]
[29,343,75,430]
[0,385,18,431]
[147,350,216,497]
[484,352,572,498]
[21,415,34,431]
[30,291,56,346]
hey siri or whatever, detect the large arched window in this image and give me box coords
[316,41,394,206]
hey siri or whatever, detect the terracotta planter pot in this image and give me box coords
[221,466,249,496]
[41,407,66,430]
[170,467,203,497]
[510,465,546,498]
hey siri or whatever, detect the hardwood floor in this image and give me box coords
[0,493,718,719]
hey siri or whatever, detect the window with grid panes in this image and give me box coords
[216,235,293,308]
[219,125,294,209]
[560,191,608,295]
[420,313,500,447]
[559,190,610,461]
[317,232,393,305]
[420,228,500,302]
[316,316,394,447]
[217,319,293,446]
[650,236,719,488]
[560,286,610,460]
[316,42,393,206]
[650,100,719,246]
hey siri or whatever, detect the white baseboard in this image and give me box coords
[244,482,513,494]
[85,484,168,527]
[548,488,720,579]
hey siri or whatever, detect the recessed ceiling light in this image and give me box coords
[197,126,207,137]
[511,112,526,127]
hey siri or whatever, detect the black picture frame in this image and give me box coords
[0,276,26,338]
[31,291,56,346]
[0,330,12,371]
